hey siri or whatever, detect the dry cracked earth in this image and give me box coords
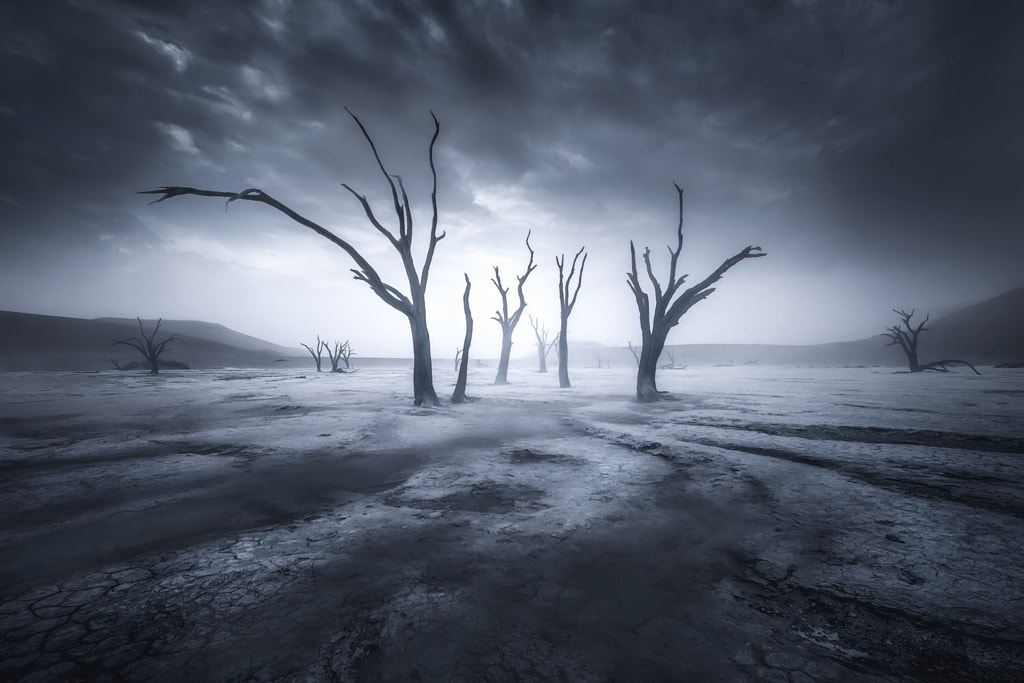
[1,368,1022,681]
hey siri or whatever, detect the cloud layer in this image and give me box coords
[1,1,1021,354]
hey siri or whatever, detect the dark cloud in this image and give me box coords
[1,0,1020,347]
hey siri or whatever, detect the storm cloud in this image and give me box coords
[1,0,1021,353]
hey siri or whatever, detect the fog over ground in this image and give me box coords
[1,1,1022,356]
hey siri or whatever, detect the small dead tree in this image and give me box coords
[142,109,446,406]
[301,336,326,372]
[882,309,980,374]
[111,317,182,375]
[627,341,642,367]
[556,247,587,388]
[326,340,355,373]
[627,184,766,402]
[452,274,474,403]
[528,314,558,373]
[491,232,537,385]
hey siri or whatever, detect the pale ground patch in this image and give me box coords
[1,364,1022,681]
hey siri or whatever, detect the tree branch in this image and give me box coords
[139,186,412,315]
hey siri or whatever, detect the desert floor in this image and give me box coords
[1,364,1023,681]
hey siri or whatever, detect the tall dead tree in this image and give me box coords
[326,340,355,373]
[111,317,182,375]
[528,314,557,373]
[627,184,766,402]
[142,109,446,406]
[491,232,537,385]
[301,336,326,372]
[882,308,980,374]
[556,247,587,388]
[452,274,474,403]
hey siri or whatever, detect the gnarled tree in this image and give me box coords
[142,109,445,406]
[491,232,537,385]
[528,314,557,373]
[627,184,766,402]
[882,308,980,374]
[452,274,474,403]
[111,317,182,375]
[326,340,355,373]
[556,247,587,388]
[301,336,326,372]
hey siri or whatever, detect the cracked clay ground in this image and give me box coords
[1,365,1023,681]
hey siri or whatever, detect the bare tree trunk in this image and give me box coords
[111,318,181,376]
[495,337,514,385]
[529,314,555,373]
[492,232,536,385]
[635,330,668,401]
[627,341,641,367]
[627,184,765,403]
[556,247,587,389]
[453,274,473,404]
[557,316,570,388]
[301,339,324,372]
[882,309,979,374]
[409,311,439,407]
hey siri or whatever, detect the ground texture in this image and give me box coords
[1,365,1022,681]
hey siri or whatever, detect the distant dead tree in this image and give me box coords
[454,347,463,373]
[452,274,474,403]
[111,317,182,375]
[627,184,766,402]
[491,232,537,385]
[301,336,326,372]
[882,309,980,374]
[528,314,558,373]
[627,341,642,367]
[556,247,587,388]
[326,340,356,373]
[142,109,446,406]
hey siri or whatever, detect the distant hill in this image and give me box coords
[515,286,1024,369]
[923,287,1024,364]
[4,287,1021,371]
[669,286,1023,367]
[0,312,302,371]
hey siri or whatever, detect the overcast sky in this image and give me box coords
[2,0,1022,357]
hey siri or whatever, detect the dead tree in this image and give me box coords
[326,340,355,373]
[301,336,326,372]
[491,232,537,385]
[627,341,642,367]
[452,274,474,403]
[142,109,446,406]
[528,314,557,373]
[556,247,587,388]
[627,184,766,402]
[882,309,980,374]
[111,317,182,375]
